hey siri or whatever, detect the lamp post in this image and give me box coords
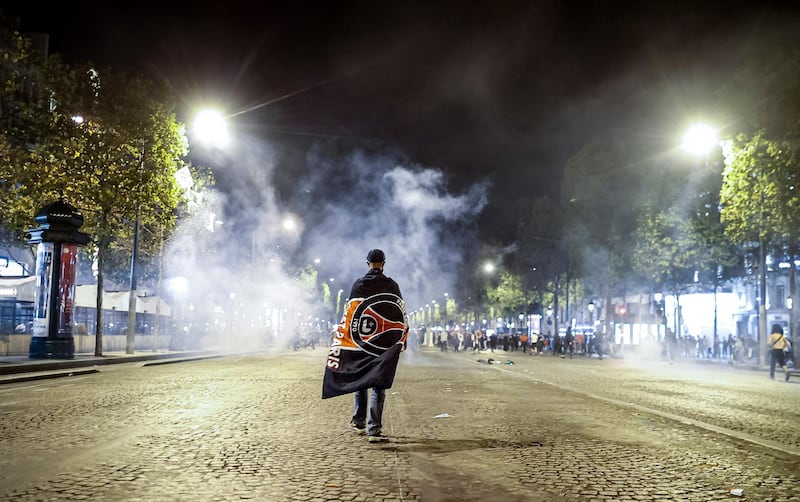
[126,207,140,354]
[126,139,147,355]
[681,122,724,359]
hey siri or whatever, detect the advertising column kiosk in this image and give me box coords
[28,200,90,359]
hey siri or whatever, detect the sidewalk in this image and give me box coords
[0,350,222,384]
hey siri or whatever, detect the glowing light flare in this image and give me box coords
[681,123,718,156]
[174,166,194,191]
[166,276,188,295]
[191,109,230,149]
[483,262,495,274]
[282,215,298,232]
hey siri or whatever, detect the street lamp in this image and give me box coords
[682,122,725,357]
[125,138,148,355]
[681,123,718,156]
[282,215,298,232]
[587,301,595,326]
[191,108,230,149]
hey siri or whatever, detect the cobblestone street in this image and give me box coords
[1,348,798,501]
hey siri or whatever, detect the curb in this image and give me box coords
[0,368,101,385]
[0,352,226,384]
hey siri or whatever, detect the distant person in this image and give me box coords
[594,331,604,360]
[767,324,790,382]
[665,328,677,363]
[321,249,408,443]
[564,327,574,359]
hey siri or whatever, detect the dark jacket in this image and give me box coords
[349,268,402,299]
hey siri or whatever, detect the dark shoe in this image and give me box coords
[786,372,791,382]
[368,433,388,443]
[349,420,365,434]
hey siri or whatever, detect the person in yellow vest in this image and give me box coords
[767,324,790,382]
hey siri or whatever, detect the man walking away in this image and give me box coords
[322,249,409,443]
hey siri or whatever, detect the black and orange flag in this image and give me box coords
[322,293,409,399]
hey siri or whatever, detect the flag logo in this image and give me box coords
[350,293,407,356]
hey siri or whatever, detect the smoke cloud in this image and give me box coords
[162,137,488,350]
[301,150,488,305]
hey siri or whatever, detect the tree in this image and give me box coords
[632,206,699,343]
[687,163,742,354]
[485,271,527,321]
[514,195,562,299]
[0,30,75,240]
[720,132,799,363]
[561,136,651,337]
[0,59,189,355]
[724,45,800,360]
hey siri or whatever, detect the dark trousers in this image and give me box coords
[770,349,786,378]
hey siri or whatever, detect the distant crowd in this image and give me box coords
[409,326,777,365]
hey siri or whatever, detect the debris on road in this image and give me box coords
[434,413,452,418]
[728,488,744,497]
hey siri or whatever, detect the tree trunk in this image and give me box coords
[603,285,612,340]
[94,239,107,356]
[790,242,798,359]
[154,226,164,352]
[126,211,139,354]
[713,263,719,358]
[759,236,767,366]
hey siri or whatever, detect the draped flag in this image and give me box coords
[322,292,409,399]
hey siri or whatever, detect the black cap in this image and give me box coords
[367,249,386,263]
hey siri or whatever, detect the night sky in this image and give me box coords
[3,1,800,243]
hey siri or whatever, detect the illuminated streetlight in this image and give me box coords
[192,108,230,148]
[681,123,725,355]
[483,262,495,274]
[681,123,718,157]
[282,215,297,231]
